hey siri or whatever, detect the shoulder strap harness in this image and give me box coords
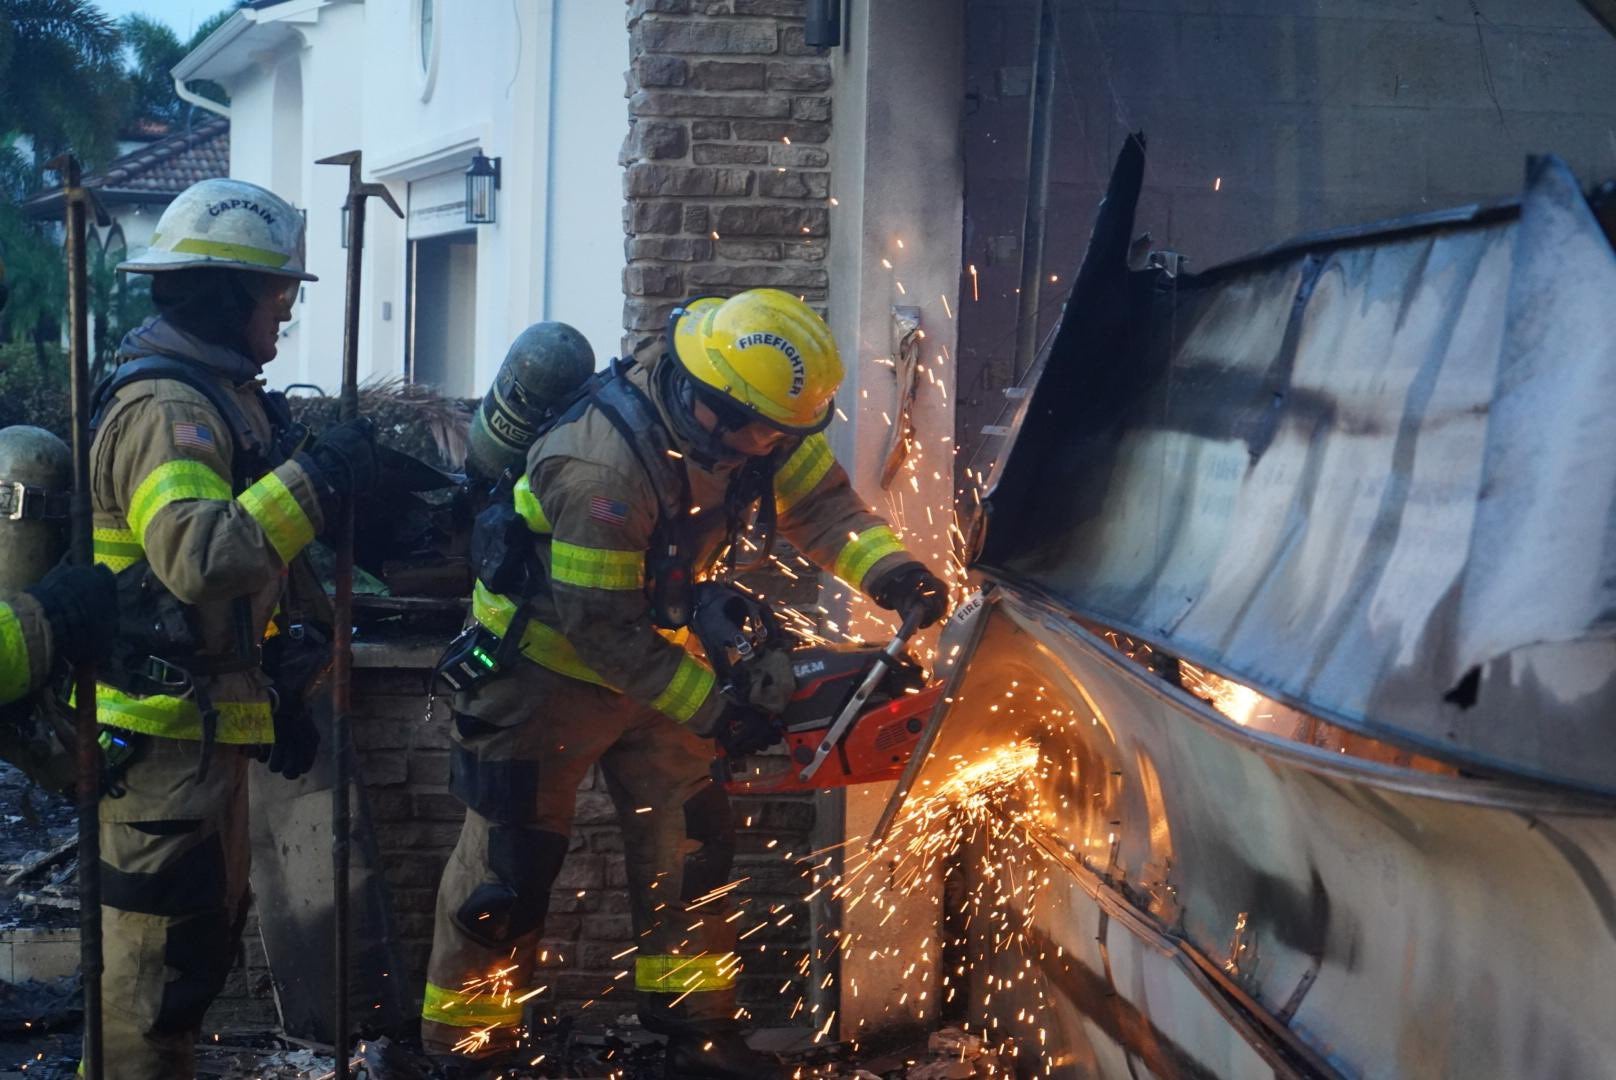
[89,355,303,774]
[90,355,306,488]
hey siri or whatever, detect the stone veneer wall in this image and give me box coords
[621,0,834,359]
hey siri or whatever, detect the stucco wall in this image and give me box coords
[216,0,627,399]
[824,0,966,1041]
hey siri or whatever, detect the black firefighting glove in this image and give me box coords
[266,702,320,781]
[714,702,785,759]
[26,563,117,665]
[297,416,378,518]
[261,627,329,781]
[868,561,949,629]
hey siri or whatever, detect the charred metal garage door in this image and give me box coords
[905,590,1616,1078]
[980,144,1616,796]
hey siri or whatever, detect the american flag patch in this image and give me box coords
[172,421,216,451]
[589,496,629,527]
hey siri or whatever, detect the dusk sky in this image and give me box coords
[95,0,233,39]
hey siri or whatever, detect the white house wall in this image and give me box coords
[358,0,627,395]
[109,206,160,261]
[300,2,366,394]
[224,74,276,186]
[825,0,965,1040]
[213,17,366,395]
[545,1,632,367]
[210,0,627,399]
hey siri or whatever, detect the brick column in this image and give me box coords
[622,0,834,358]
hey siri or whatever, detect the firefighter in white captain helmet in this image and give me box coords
[88,178,373,1080]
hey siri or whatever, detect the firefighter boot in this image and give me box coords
[663,1030,788,1080]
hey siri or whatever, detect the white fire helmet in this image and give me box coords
[118,178,317,281]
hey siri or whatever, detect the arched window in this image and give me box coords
[413,0,440,101]
[103,222,127,264]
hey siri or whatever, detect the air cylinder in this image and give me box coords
[466,322,595,481]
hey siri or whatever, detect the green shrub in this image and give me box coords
[0,340,70,438]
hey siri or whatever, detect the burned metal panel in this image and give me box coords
[979,150,1616,793]
[249,699,408,1043]
[922,591,1616,1079]
[1580,0,1616,37]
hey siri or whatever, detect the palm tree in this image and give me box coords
[119,14,189,131]
[0,1,125,360]
[120,10,239,133]
[0,2,241,361]
[0,0,124,170]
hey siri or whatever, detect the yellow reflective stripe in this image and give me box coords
[169,236,292,269]
[470,580,518,635]
[774,433,834,514]
[512,475,552,534]
[421,980,525,1029]
[93,526,142,572]
[470,582,609,686]
[128,460,231,545]
[470,582,692,691]
[651,653,716,724]
[94,685,273,744]
[550,541,644,591]
[513,617,608,685]
[0,603,32,704]
[634,953,737,994]
[237,470,315,563]
[835,525,905,590]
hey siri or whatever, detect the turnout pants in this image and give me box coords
[422,660,738,1056]
[88,738,251,1080]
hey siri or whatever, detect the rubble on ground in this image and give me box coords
[0,764,77,929]
[0,1017,1008,1079]
[0,768,1014,1077]
[0,976,79,1037]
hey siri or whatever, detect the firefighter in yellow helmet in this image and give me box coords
[0,258,119,713]
[423,289,947,1077]
[86,178,374,1079]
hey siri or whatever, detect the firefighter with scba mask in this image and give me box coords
[85,178,374,1079]
[423,290,948,1077]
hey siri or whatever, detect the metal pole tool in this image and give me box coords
[52,152,103,1080]
[315,151,401,1078]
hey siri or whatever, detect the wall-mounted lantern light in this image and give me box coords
[465,153,501,225]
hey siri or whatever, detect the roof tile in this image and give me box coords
[88,117,230,196]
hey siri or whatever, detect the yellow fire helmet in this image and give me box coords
[667,289,843,434]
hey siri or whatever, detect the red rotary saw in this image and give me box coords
[693,584,941,795]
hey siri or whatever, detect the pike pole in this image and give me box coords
[56,153,103,1080]
[316,151,401,1078]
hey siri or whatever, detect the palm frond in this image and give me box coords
[0,0,120,65]
[289,377,473,471]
